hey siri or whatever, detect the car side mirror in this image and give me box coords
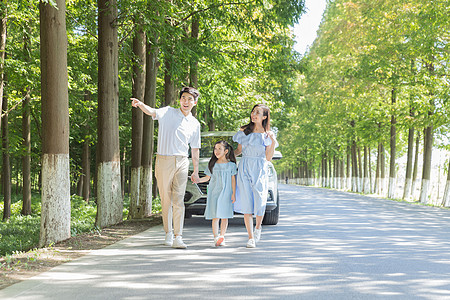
[272,150,282,160]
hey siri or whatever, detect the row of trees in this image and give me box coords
[0,0,304,246]
[276,0,450,206]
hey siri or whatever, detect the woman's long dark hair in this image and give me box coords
[241,104,271,135]
[208,140,236,173]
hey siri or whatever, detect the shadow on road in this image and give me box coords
[3,184,450,299]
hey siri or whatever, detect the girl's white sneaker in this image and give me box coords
[215,236,225,247]
[246,238,256,248]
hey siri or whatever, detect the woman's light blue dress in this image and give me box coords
[233,130,277,216]
[204,162,237,220]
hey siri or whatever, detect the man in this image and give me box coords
[131,87,200,249]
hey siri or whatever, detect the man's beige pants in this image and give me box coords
[155,155,189,236]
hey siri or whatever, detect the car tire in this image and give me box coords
[262,191,279,225]
[185,211,192,219]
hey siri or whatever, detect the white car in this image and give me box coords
[185,131,282,225]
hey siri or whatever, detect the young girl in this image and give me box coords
[233,104,278,248]
[198,140,237,246]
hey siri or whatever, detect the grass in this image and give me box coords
[0,194,161,257]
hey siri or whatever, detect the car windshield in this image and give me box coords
[199,134,238,158]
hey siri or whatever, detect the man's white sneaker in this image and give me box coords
[254,228,262,243]
[246,238,256,248]
[172,236,187,249]
[165,232,173,246]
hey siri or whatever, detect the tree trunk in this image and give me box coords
[81,130,90,202]
[403,127,415,200]
[357,146,362,192]
[96,0,123,228]
[80,91,91,202]
[368,147,373,193]
[443,160,450,207]
[21,26,32,215]
[388,87,397,199]
[346,146,351,190]
[320,157,324,187]
[351,140,358,192]
[420,126,433,204]
[75,175,82,196]
[189,16,199,117]
[411,132,420,199]
[22,20,32,215]
[22,104,32,212]
[363,146,369,193]
[205,103,215,131]
[0,1,6,134]
[139,36,159,218]
[379,143,386,196]
[164,58,176,106]
[375,143,380,194]
[328,156,332,188]
[305,160,310,186]
[39,0,71,246]
[121,146,126,198]
[129,28,146,219]
[2,84,10,220]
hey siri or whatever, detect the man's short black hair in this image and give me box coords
[179,87,200,102]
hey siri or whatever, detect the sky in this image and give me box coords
[293,0,328,55]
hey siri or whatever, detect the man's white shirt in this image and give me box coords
[152,106,201,156]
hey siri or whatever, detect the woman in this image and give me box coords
[233,104,278,248]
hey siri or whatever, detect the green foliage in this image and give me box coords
[0,194,146,257]
[277,0,450,178]
[70,196,97,236]
[0,214,40,257]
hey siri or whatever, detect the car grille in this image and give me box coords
[197,182,208,194]
[189,170,208,194]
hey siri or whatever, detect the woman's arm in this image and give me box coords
[131,98,157,118]
[234,144,242,157]
[265,131,277,161]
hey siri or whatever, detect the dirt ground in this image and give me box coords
[0,215,162,290]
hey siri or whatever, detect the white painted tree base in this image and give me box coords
[97,161,123,228]
[139,166,153,217]
[419,179,430,204]
[363,177,370,194]
[40,154,71,247]
[388,177,395,198]
[443,181,450,207]
[403,179,412,200]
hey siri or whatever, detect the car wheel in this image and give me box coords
[262,191,279,225]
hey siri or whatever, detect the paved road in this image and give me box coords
[2,184,450,299]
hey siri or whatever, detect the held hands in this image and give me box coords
[191,172,200,184]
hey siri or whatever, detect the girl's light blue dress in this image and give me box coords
[233,130,277,216]
[204,162,237,220]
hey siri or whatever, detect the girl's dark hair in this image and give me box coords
[208,140,236,173]
[241,104,271,135]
